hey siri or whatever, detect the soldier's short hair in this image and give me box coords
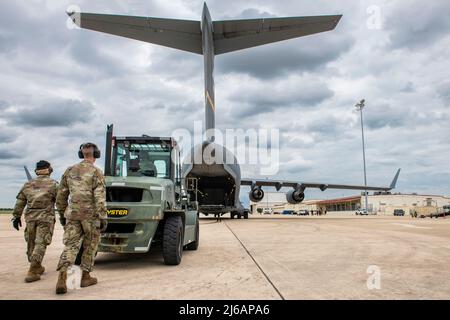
[81,144,95,157]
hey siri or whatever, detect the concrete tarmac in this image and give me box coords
[1,214,450,300]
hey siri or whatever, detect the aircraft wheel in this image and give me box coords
[163,216,183,265]
[243,211,249,219]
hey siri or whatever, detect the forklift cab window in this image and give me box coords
[114,141,171,179]
[115,145,127,177]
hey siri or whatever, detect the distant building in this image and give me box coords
[251,192,450,216]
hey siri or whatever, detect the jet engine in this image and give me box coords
[286,189,305,204]
[249,186,264,203]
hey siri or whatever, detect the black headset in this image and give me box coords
[78,143,101,159]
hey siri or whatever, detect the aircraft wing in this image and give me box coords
[242,169,401,192]
[24,166,32,182]
[67,12,202,54]
[213,15,342,54]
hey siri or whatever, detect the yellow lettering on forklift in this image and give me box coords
[107,209,129,217]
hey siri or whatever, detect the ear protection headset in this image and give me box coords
[78,143,101,159]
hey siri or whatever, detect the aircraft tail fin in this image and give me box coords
[213,15,342,55]
[389,168,401,190]
[67,12,202,54]
[24,166,32,182]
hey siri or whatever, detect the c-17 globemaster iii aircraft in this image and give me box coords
[68,2,400,219]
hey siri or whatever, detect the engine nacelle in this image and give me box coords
[249,187,264,203]
[286,189,305,204]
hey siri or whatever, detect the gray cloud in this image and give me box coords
[364,103,449,130]
[215,7,354,79]
[304,114,351,137]
[217,35,353,78]
[68,34,128,78]
[148,48,203,80]
[228,78,334,118]
[0,129,17,143]
[0,149,19,159]
[364,104,410,130]
[222,8,277,20]
[6,99,94,127]
[386,1,450,50]
[0,100,9,110]
[436,82,450,104]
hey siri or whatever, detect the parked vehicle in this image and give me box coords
[282,210,295,215]
[393,209,405,216]
[430,206,450,218]
[297,210,310,216]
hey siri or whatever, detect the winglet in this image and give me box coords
[24,166,33,182]
[389,168,401,190]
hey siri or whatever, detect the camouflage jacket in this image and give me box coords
[56,160,107,221]
[12,175,58,223]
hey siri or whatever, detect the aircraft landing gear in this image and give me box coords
[231,211,250,219]
[231,211,242,219]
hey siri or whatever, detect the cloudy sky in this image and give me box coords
[0,0,449,207]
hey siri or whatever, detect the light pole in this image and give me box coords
[355,99,369,213]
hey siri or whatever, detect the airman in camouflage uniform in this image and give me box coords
[55,143,108,294]
[12,160,58,283]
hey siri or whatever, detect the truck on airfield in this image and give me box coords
[98,125,200,265]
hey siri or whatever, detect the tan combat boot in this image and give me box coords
[35,263,45,275]
[25,262,41,283]
[55,271,67,294]
[80,271,98,288]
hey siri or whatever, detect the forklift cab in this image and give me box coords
[105,126,182,183]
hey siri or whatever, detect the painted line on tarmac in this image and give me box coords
[223,221,285,300]
[391,223,432,229]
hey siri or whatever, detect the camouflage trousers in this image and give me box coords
[57,219,101,272]
[24,220,55,264]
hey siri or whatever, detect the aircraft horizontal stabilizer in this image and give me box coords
[67,12,202,54]
[213,15,342,54]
